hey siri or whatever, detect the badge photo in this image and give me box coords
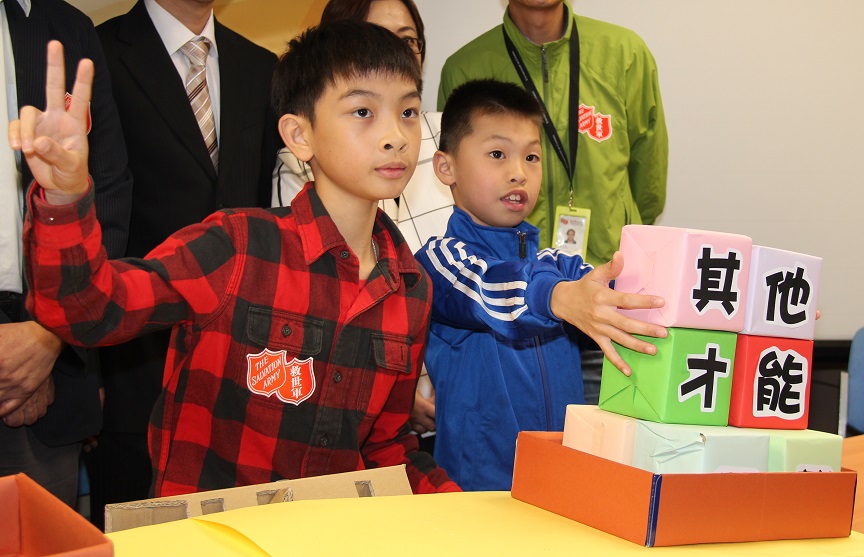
[554,206,591,257]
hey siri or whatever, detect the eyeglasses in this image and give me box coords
[401,36,424,55]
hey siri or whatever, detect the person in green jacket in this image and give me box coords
[438,0,668,267]
[438,0,668,403]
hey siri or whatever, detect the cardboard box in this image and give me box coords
[740,246,821,340]
[0,473,112,556]
[744,428,843,472]
[728,335,813,429]
[511,431,857,547]
[105,465,412,533]
[614,225,752,332]
[562,404,637,465]
[632,421,769,473]
[598,328,737,425]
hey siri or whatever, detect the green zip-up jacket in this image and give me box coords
[438,3,668,265]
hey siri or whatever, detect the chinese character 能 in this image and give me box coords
[753,348,807,419]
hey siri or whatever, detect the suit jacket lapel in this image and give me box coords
[8,1,54,189]
[8,0,46,114]
[115,1,216,180]
[214,20,240,192]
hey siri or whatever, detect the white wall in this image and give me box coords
[419,0,864,340]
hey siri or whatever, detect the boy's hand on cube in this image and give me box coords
[9,41,91,204]
[551,251,667,376]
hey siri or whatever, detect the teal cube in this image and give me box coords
[599,328,737,425]
[632,421,770,473]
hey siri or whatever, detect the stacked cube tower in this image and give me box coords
[580,225,839,473]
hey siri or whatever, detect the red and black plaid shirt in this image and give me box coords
[24,183,459,496]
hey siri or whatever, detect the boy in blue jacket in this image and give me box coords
[415,79,667,490]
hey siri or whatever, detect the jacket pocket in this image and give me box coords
[356,333,413,425]
[371,332,413,375]
[246,305,323,354]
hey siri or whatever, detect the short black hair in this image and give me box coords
[439,79,543,154]
[272,20,422,123]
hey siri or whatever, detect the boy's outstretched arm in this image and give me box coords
[551,251,667,376]
[9,41,91,204]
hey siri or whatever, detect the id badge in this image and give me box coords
[554,205,591,257]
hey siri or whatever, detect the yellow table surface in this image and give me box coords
[108,491,864,556]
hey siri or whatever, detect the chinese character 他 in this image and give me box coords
[764,266,811,326]
[679,344,731,412]
[692,245,742,317]
[753,348,807,419]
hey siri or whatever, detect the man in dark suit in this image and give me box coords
[88,0,279,527]
[0,0,132,507]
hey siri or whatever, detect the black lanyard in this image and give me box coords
[502,17,579,186]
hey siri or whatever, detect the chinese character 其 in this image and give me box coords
[692,245,742,317]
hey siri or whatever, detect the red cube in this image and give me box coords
[728,334,813,429]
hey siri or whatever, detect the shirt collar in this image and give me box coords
[291,183,421,288]
[447,207,540,260]
[6,0,30,16]
[504,1,573,49]
[143,0,218,58]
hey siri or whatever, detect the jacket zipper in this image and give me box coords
[541,45,555,247]
[522,216,552,427]
[517,230,527,260]
[535,338,553,430]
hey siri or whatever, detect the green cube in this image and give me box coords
[599,328,737,425]
[744,428,843,472]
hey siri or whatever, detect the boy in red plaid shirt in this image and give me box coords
[12,21,459,496]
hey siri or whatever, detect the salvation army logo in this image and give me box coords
[589,113,612,142]
[246,349,316,406]
[577,104,612,142]
[577,104,595,133]
[64,93,92,135]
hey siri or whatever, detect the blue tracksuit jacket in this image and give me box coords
[415,208,592,490]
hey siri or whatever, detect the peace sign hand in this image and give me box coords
[8,40,92,204]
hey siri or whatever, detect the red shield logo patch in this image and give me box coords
[577,104,595,133]
[277,356,316,406]
[247,349,289,398]
[588,113,613,142]
[247,350,316,405]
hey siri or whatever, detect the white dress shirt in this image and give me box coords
[0,0,31,293]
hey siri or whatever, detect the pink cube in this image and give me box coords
[740,246,821,340]
[615,225,752,332]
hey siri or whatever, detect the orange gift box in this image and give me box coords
[0,473,112,557]
[511,431,857,547]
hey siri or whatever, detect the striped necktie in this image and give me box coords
[180,37,218,170]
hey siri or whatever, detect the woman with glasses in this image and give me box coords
[321,0,426,65]
[271,0,451,443]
